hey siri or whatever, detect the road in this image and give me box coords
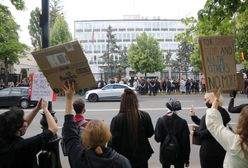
[0,93,246,168]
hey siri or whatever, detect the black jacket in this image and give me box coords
[154,112,190,164]
[191,106,231,168]
[109,111,154,167]
[0,130,53,168]
[62,115,131,168]
[228,97,248,113]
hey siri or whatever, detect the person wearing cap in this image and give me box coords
[189,92,231,168]
[155,98,190,168]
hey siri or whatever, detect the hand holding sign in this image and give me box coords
[212,88,222,109]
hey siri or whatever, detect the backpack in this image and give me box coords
[160,118,180,164]
[61,119,88,156]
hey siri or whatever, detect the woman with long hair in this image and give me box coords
[109,88,154,168]
[206,94,248,167]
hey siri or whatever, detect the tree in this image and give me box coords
[0,6,27,85]
[164,50,172,65]
[235,8,248,68]
[128,32,165,78]
[9,0,25,10]
[196,0,248,69]
[28,7,42,50]
[176,41,194,79]
[117,46,129,78]
[50,15,72,46]
[28,0,65,49]
[176,12,235,72]
[101,25,120,79]
[50,0,63,28]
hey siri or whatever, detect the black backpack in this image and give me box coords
[160,117,180,164]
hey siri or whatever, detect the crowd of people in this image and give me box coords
[0,80,248,168]
[96,77,206,96]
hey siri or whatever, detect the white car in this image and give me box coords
[85,83,136,102]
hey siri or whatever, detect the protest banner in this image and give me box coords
[30,72,56,101]
[199,36,237,92]
[32,41,96,93]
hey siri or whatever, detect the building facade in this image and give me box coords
[74,17,187,80]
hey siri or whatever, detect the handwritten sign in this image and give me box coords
[30,72,56,101]
[199,36,237,91]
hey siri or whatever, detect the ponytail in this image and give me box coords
[95,146,103,154]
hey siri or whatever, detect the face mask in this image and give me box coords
[205,101,212,108]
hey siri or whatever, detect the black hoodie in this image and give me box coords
[62,115,131,168]
[0,130,53,168]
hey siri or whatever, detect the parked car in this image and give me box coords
[85,83,136,102]
[0,87,37,109]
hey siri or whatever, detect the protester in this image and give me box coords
[73,98,88,127]
[228,91,248,113]
[0,99,58,168]
[109,88,154,168]
[206,92,248,168]
[189,92,231,168]
[155,98,190,168]
[62,81,131,168]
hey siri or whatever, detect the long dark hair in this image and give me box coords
[0,107,24,140]
[236,106,248,159]
[119,88,140,144]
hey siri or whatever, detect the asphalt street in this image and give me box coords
[0,93,246,168]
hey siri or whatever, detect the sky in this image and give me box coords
[2,0,206,46]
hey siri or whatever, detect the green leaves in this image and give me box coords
[10,0,25,10]
[0,5,27,84]
[50,15,72,46]
[28,7,42,50]
[128,32,165,74]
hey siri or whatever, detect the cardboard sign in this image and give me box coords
[32,41,96,92]
[30,72,56,101]
[199,36,237,92]
[237,72,245,91]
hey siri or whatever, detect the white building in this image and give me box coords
[75,17,187,80]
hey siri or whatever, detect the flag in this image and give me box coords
[92,31,94,45]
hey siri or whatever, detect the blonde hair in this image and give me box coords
[81,120,111,154]
[236,106,248,159]
[204,92,224,106]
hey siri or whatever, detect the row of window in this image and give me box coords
[79,38,177,43]
[81,42,179,53]
[76,28,185,32]
[75,20,186,30]
[76,32,178,41]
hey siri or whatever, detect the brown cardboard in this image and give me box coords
[199,36,237,92]
[237,72,245,91]
[32,41,96,92]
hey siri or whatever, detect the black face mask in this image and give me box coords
[205,101,212,108]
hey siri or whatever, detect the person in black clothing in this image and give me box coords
[0,99,58,168]
[109,88,154,168]
[62,81,131,168]
[228,91,248,113]
[189,92,231,168]
[155,98,190,168]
